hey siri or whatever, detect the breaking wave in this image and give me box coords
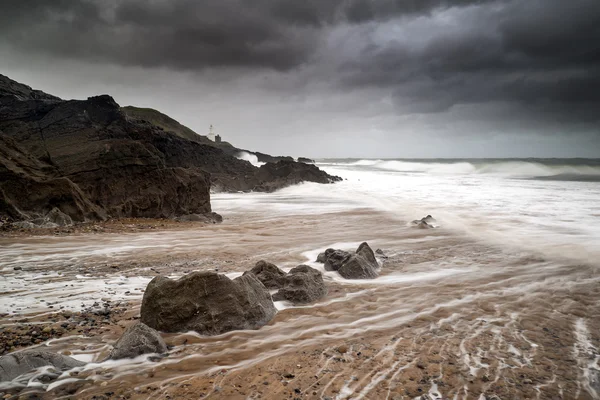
[346,159,600,179]
[236,151,265,167]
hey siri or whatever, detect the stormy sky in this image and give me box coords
[1,0,599,158]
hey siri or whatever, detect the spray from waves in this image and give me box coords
[342,159,600,179]
[236,151,265,167]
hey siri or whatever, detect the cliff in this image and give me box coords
[0,74,340,225]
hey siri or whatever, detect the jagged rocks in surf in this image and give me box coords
[319,242,380,279]
[320,249,352,271]
[411,215,436,229]
[0,350,85,382]
[109,322,167,360]
[140,271,277,335]
[243,260,287,289]
[375,248,388,259]
[272,265,327,304]
[253,160,342,192]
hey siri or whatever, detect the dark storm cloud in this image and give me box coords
[338,0,600,119]
[0,0,497,71]
[0,0,599,134]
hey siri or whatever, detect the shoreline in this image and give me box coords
[1,208,598,399]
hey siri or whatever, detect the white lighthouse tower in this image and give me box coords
[207,124,216,142]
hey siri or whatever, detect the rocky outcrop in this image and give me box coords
[272,265,327,304]
[411,215,436,229]
[254,160,342,192]
[0,350,85,382]
[297,157,315,164]
[140,271,277,335]
[109,322,167,360]
[0,74,342,224]
[0,135,106,224]
[243,260,287,289]
[317,242,380,279]
[322,249,352,272]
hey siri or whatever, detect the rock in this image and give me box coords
[422,215,435,223]
[140,271,277,335]
[45,207,73,227]
[272,265,327,304]
[0,74,342,222]
[253,160,342,192]
[297,157,315,164]
[109,322,167,360]
[13,266,22,271]
[337,254,379,279]
[375,248,388,258]
[411,215,436,229]
[176,212,223,224]
[322,249,352,271]
[243,260,287,289]
[11,221,37,229]
[0,350,85,382]
[415,221,433,229]
[320,242,380,279]
[316,252,328,263]
[356,242,377,265]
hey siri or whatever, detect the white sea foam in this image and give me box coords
[236,151,265,167]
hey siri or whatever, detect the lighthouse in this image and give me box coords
[207,124,216,142]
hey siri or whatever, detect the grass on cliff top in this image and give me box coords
[121,106,211,143]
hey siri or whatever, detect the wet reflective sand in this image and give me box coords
[1,205,599,399]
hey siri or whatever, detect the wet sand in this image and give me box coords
[1,208,599,399]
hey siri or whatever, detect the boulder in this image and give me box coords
[411,215,436,229]
[297,157,315,164]
[316,251,328,263]
[140,271,277,335]
[357,242,377,265]
[323,249,352,271]
[243,260,287,289]
[109,322,167,360]
[319,242,380,279]
[46,207,74,227]
[0,350,85,382]
[337,255,379,279]
[272,265,327,304]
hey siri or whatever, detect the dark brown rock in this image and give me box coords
[109,322,167,360]
[272,265,327,304]
[322,249,352,272]
[319,242,380,279]
[254,160,342,192]
[140,271,277,335]
[0,73,341,223]
[243,260,287,289]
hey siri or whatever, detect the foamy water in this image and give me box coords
[0,158,599,399]
[310,159,600,265]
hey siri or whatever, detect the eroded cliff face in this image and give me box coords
[0,75,214,222]
[0,74,340,225]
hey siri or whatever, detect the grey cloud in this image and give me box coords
[0,0,498,71]
[0,0,598,157]
[335,0,600,121]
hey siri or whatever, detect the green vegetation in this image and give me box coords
[121,106,211,144]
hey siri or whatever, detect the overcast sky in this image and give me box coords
[1,0,599,158]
